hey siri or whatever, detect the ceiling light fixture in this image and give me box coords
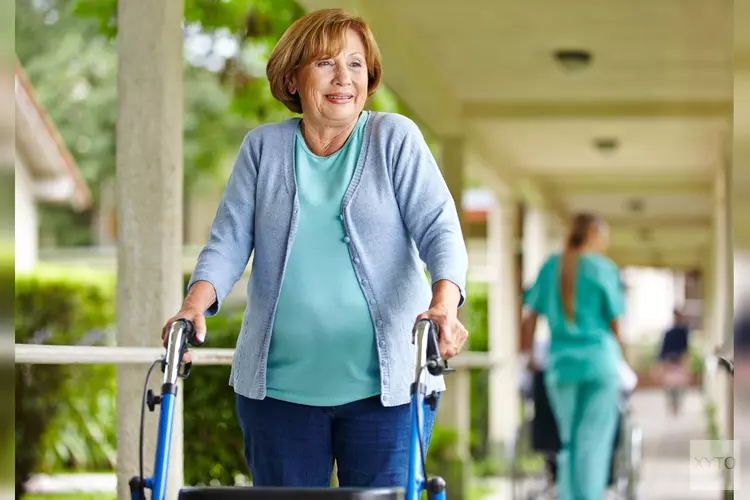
[593,137,619,155]
[627,198,645,213]
[553,49,593,72]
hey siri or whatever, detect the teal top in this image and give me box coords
[524,252,625,384]
[265,111,381,406]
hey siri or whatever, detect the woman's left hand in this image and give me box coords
[415,304,469,360]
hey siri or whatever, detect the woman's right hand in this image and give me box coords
[161,306,206,363]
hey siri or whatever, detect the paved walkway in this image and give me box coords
[25,472,116,494]
[634,388,721,500]
[479,387,722,500]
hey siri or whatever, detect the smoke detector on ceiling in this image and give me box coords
[593,137,619,154]
[627,198,645,213]
[553,49,593,72]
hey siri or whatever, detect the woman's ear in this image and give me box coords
[288,76,297,95]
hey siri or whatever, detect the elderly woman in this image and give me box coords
[162,8,469,489]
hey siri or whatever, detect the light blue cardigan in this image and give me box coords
[188,111,468,407]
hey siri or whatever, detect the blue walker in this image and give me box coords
[129,318,450,500]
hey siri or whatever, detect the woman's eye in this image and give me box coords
[317,60,333,67]
[350,61,363,68]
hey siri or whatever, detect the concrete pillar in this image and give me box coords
[707,159,733,439]
[701,255,716,387]
[116,2,184,499]
[718,160,734,438]
[522,207,552,342]
[14,161,37,272]
[487,194,520,456]
[433,136,471,499]
[435,135,470,447]
[522,207,550,288]
[440,136,466,234]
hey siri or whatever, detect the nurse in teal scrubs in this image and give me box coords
[520,212,625,500]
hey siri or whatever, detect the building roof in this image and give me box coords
[15,60,91,210]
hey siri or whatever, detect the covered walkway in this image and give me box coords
[15,2,738,500]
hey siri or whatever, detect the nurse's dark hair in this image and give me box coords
[567,212,606,249]
[561,212,607,321]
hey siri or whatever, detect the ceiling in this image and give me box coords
[297,0,734,270]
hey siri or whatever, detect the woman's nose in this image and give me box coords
[333,63,351,86]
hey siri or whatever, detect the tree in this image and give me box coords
[16,0,298,245]
[17,0,415,247]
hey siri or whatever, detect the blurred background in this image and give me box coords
[9,0,744,499]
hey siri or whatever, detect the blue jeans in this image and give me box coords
[236,393,439,487]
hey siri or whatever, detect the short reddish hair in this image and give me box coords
[266,9,383,113]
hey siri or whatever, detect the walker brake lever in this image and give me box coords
[178,360,193,378]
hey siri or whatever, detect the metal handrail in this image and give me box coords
[14,343,502,369]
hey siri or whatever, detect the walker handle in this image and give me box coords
[413,319,452,378]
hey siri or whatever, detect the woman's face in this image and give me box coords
[293,28,369,127]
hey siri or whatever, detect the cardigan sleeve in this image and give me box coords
[187,132,257,316]
[389,116,469,307]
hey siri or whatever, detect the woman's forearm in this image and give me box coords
[182,280,218,314]
[430,279,462,310]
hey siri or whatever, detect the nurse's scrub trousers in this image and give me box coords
[544,376,620,500]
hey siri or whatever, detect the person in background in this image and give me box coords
[161,8,469,489]
[655,309,691,416]
[520,212,625,500]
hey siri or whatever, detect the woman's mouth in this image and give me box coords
[325,94,354,104]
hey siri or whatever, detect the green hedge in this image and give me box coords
[15,269,116,496]
[14,269,250,489]
[181,310,249,486]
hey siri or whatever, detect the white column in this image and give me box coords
[672,272,686,311]
[522,207,548,286]
[708,159,732,438]
[700,257,715,392]
[434,136,471,460]
[441,136,466,234]
[487,194,520,454]
[116,2,184,499]
[522,207,553,348]
[14,161,38,272]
